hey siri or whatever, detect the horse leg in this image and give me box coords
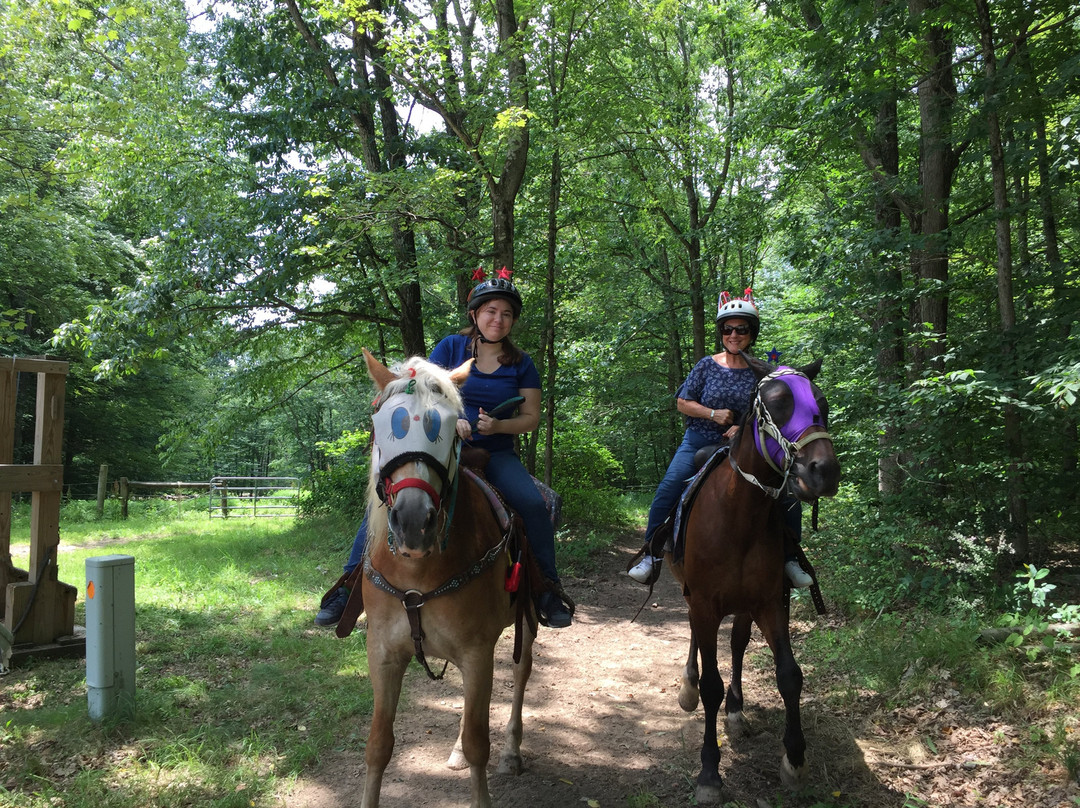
[497,625,535,775]
[678,630,700,712]
[756,604,807,789]
[724,613,752,739]
[446,651,496,808]
[360,653,410,808]
[692,618,725,805]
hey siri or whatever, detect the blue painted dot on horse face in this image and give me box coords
[668,353,841,805]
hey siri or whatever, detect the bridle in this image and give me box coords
[729,367,833,500]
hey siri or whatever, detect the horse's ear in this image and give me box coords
[798,358,823,381]
[741,351,773,382]
[448,358,474,386]
[363,347,398,392]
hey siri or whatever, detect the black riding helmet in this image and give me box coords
[467,267,522,318]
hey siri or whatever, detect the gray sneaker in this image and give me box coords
[315,586,350,627]
[784,560,812,589]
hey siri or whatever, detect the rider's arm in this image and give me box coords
[677,397,737,426]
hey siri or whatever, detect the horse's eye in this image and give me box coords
[390,406,411,439]
[423,409,443,442]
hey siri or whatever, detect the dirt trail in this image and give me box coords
[285,540,1079,808]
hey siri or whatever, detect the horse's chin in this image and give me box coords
[787,478,839,501]
[396,545,435,559]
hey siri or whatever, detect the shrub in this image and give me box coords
[301,462,369,519]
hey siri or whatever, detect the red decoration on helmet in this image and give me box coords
[716,287,760,338]
[496,266,513,280]
[471,267,486,281]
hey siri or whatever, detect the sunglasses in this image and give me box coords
[721,325,751,336]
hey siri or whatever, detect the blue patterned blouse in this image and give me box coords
[677,356,757,442]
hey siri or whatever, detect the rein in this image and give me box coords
[730,367,832,500]
[363,517,516,680]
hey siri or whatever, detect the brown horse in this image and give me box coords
[667,355,841,804]
[358,349,535,808]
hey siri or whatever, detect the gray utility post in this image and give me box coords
[85,555,136,722]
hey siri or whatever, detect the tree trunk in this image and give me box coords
[1018,41,1078,476]
[488,0,530,272]
[540,146,562,486]
[975,0,1028,561]
[909,0,958,373]
[285,0,425,355]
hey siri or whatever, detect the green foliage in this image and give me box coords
[996,566,1080,677]
[812,492,998,618]
[1029,347,1080,409]
[301,461,370,519]
[550,421,629,526]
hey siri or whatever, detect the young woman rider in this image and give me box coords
[316,269,573,629]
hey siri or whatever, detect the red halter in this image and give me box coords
[382,475,442,510]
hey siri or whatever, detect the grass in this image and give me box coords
[1,501,373,808]
[1,496,632,808]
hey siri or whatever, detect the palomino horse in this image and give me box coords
[667,354,840,804]
[358,348,535,808]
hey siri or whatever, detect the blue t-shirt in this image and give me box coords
[428,334,541,452]
[677,356,756,442]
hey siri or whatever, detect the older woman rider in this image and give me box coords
[627,290,813,588]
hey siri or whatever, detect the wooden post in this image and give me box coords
[119,478,129,520]
[2,357,78,651]
[96,464,108,518]
[0,360,26,620]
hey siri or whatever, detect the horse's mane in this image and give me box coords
[365,356,466,553]
[379,356,464,414]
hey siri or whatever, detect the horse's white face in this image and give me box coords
[367,353,463,557]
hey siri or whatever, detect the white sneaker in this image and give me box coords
[628,555,657,583]
[785,560,813,589]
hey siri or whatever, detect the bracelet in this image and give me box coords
[710,409,715,419]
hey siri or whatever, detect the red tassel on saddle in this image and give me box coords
[505,560,522,592]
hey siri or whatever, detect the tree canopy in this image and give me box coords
[2,0,1078,574]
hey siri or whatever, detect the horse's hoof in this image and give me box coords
[446,748,468,771]
[678,682,700,712]
[724,710,748,739]
[496,751,524,776]
[780,753,806,789]
[694,780,723,805]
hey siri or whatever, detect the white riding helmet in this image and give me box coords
[716,288,760,338]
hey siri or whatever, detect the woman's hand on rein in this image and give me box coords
[709,408,735,425]
[456,418,473,440]
[474,409,497,435]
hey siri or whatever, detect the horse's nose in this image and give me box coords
[389,493,440,556]
[808,456,841,497]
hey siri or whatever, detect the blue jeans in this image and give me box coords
[643,431,803,551]
[344,449,559,584]
[643,430,714,546]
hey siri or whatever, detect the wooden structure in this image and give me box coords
[1,356,81,663]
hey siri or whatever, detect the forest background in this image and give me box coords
[2,0,1079,601]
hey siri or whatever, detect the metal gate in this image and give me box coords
[208,476,301,518]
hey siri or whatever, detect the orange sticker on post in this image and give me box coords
[87,581,95,600]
